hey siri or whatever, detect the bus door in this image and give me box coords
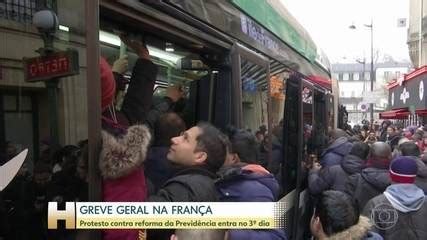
[312,88,329,156]
[282,75,315,239]
[281,73,301,238]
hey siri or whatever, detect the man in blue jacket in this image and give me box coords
[320,129,352,167]
[216,128,287,240]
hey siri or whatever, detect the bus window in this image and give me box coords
[240,59,269,133]
[238,58,270,168]
[99,31,215,127]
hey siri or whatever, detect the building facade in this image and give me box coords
[332,62,411,124]
[0,0,88,166]
[408,0,427,67]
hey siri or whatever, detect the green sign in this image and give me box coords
[231,0,317,61]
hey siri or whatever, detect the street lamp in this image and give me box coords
[33,9,60,147]
[356,58,367,122]
[349,20,374,125]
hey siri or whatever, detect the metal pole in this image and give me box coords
[370,20,374,124]
[419,0,424,67]
[45,79,59,147]
[86,0,102,239]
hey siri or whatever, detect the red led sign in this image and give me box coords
[23,50,79,82]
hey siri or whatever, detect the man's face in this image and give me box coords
[387,127,394,135]
[167,126,206,166]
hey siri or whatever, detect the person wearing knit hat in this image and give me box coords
[363,156,427,239]
[100,57,116,111]
[389,156,418,183]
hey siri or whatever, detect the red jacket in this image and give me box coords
[99,125,151,240]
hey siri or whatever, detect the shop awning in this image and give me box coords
[306,75,332,90]
[379,108,410,119]
[416,109,427,116]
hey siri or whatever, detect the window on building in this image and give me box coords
[351,91,355,97]
[384,71,391,80]
[332,73,339,80]
[353,72,360,81]
[343,73,349,81]
[395,71,401,79]
[340,91,345,97]
[0,0,57,24]
[364,72,370,80]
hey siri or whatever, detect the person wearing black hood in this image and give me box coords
[345,142,392,211]
[379,120,392,142]
[308,142,370,195]
[385,126,400,151]
[320,129,353,167]
[215,127,287,240]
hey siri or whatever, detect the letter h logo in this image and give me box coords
[48,202,76,229]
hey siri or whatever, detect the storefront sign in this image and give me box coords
[23,49,79,82]
[388,69,426,110]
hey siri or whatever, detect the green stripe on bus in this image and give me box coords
[231,0,317,61]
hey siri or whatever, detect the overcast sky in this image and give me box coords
[281,0,410,63]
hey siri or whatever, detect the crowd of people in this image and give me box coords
[308,120,427,239]
[0,140,88,240]
[2,32,427,240]
[0,35,285,240]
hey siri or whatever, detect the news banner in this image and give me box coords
[48,202,286,229]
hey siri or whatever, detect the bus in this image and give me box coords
[0,0,336,239]
[95,0,337,238]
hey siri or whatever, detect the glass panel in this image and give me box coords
[302,86,314,156]
[240,58,269,168]
[353,72,360,80]
[3,95,16,111]
[100,30,213,127]
[4,112,34,165]
[343,73,349,80]
[240,59,268,133]
[19,95,32,111]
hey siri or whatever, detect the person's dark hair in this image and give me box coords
[362,125,369,132]
[226,127,259,164]
[314,190,359,236]
[154,112,186,147]
[399,142,421,157]
[195,122,227,172]
[349,142,370,160]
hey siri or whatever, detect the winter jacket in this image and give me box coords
[411,156,427,194]
[363,184,427,240]
[147,167,218,240]
[148,166,218,202]
[268,138,283,176]
[345,168,391,211]
[144,146,180,195]
[99,125,151,240]
[216,164,287,240]
[121,58,157,126]
[323,216,383,240]
[320,137,353,167]
[102,58,173,136]
[385,134,400,151]
[309,153,366,195]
